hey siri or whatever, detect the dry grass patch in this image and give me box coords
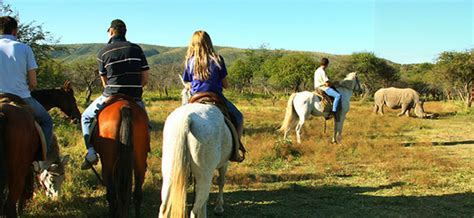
[21,94,474,217]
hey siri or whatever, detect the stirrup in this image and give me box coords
[80,154,98,170]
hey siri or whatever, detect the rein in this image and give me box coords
[89,163,105,185]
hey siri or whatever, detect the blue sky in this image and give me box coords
[7,0,473,64]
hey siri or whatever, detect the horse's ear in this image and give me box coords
[63,81,71,91]
[32,161,41,172]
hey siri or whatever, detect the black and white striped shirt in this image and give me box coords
[97,35,149,100]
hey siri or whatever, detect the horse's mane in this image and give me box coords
[337,72,357,90]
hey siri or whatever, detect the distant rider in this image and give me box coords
[314,57,341,116]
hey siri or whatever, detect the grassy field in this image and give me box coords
[23,91,473,217]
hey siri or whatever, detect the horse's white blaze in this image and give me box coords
[281,72,360,144]
[159,103,232,218]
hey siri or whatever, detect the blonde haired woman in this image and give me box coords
[182,30,244,143]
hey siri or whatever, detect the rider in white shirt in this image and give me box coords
[314,58,341,115]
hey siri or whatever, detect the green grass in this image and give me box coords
[22,92,474,217]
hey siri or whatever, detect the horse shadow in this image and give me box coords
[244,125,279,137]
[206,183,473,217]
[22,180,473,217]
[402,140,474,147]
[149,119,165,131]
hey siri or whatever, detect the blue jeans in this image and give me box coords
[81,95,147,149]
[23,97,53,151]
[223,97,243,134]
[324,87,341,112]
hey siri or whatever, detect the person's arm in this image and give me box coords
[219,56,229,89]
[26,46,38,90]
[324,81,333,87]
[138,47,150,88]
[97,52,108,88]
[27,69,37,90]
[322,69,332,87]
[100,75,107,88]
[141,70,149,87]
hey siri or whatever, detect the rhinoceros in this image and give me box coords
[374,87,434,118]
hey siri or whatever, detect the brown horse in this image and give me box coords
[31,81,81,122]
[0,94,68,217]
[90,94,149,218]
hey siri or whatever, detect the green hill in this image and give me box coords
[52,43,349,67]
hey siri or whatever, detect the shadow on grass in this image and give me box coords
[23,182,473,217]
[207,183,474,217]
[244,125,278,136]
[402,140,474,147]
[149,120,165,131]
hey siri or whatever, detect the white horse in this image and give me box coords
[279,72,361,144]
[159,86,233,218]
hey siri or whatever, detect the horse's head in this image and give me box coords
[179,74,191,105]
[58,81,81,123]
[33,155,70,199]
[338,72,362,92]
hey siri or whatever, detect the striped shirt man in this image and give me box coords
[97,35,149,100]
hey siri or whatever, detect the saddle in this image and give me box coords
[0,93,47,160]
[313,88,341,122]
[87,94,150,151]
[189,92,246,162]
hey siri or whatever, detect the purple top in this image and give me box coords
[183,56,227,96]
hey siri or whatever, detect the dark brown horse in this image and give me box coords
[0,94,68,217]
[90,95,149,218]
[31,81,81,122]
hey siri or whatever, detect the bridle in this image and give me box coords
[35,168,65,192]
[354,76,361,91]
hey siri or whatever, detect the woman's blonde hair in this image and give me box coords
[185,30,222,81]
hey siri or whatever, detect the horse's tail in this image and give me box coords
[115,105,133,217]
[164,110,191,218]
[279,93,297,132]
[0,112,7,204]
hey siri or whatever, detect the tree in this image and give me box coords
[400,63,443,100]
[228,47,269,93]
[346,52,400,99]
[269,53,316,92]
[1,2,65,88]
[433,50,473,107]
[150,62,183,97]
[254,52,283,95]
[64,58,99,104]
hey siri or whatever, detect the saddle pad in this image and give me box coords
[313,89,333,113]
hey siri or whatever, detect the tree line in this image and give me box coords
[2,2,472,107]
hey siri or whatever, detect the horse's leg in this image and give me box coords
[106,183,117,218]
[133,162,146,218]
[332,117,345,144]
[5,174,25,217]
[18,169,34,215]
[373,104,379,114]
[283,127,290,140]
[158,178,171,218]
[190,171,213,218]
[295,116,305,144]
[214,164,228,215]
